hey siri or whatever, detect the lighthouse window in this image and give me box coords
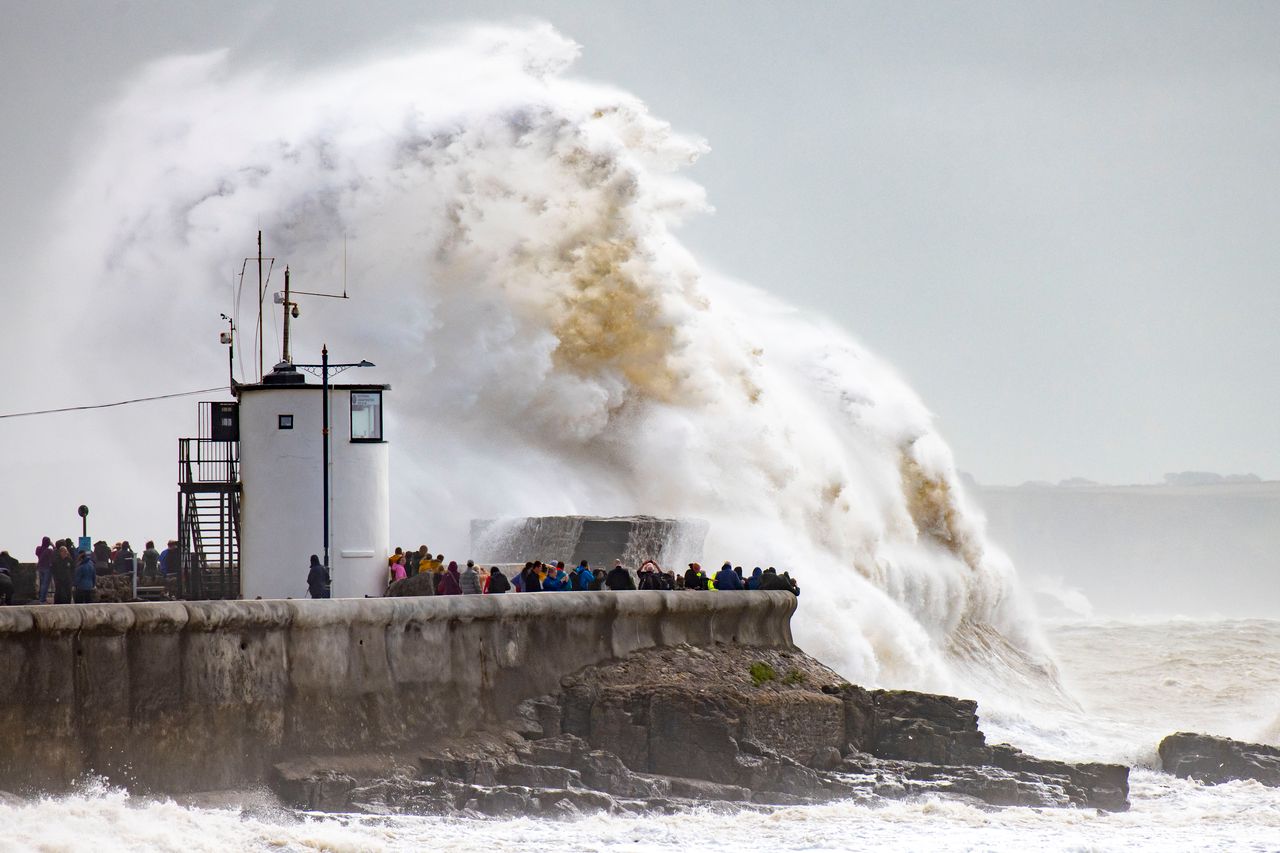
[278,414,293,430]
[350,390,383,442]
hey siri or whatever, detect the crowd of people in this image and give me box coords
[0,536,178,605]
[1,535,802,606]
[315,545,803,600]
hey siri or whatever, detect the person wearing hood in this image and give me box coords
[142,541,161,581]
[605,561,636,591]
[487,566,511,594]
[307,554,330,599]
[460,560,481,595]
[715,561,744,590]
[746,567,764,590]
[571,561,594,591]
[93,540,112,576]
[36,536,54,603]
[74,551,97,603]
[52,544,75,604]
[438,561,462,595]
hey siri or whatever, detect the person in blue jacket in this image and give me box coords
[746,567,764,590]
[74,550,97,603]
[714,561,744,590]
[543,562,570,591]
[572,560,594,591]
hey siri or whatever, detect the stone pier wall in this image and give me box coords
[0,591,796,793]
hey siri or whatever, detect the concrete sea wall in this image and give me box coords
[0,591,796,793]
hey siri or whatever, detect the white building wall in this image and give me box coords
[239,386,389,600]
[330,396,390,599]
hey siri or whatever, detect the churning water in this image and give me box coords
[5,618,1279,852]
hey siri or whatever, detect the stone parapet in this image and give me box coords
[0,591,795,793]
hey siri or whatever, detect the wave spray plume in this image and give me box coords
[51,23,1057,703]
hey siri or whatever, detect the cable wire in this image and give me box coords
[0,386,228,420]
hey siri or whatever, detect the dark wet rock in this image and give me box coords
[809,746,844,770]
[578,749,668,798]
[902,763,1074,808]
[268,644,1130,816]
[271,754,412,811]
[514,696,563,741]
[988,743,1130,811]
[1159,732,1280,787]
[660,775,752,801]
[518,733,591,768]
[494,762,581,789]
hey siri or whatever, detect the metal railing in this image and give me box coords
[179,438,239,485]
[177,422,241,599]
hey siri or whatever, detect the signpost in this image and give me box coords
[77,505,91,555]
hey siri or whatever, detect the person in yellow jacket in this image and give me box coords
[412,545,430,576]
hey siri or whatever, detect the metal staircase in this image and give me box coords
[176,402,241,599]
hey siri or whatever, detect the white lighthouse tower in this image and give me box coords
[236,361,390,599]
[176,237,389,600]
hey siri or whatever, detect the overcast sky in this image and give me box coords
[2,0,1277,486]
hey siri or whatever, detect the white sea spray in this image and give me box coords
[34,23,1052,703]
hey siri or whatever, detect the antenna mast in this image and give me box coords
[256,230,265,381]
[282,266,293,364]
[269,240,350,364]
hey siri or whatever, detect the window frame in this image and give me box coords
[277,414,294,430]
[349,389,384,443]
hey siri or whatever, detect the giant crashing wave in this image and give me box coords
[54,23,1061,704]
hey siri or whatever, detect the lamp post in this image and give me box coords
[294,346,375,587]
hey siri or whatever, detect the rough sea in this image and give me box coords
[4,617,1278,852]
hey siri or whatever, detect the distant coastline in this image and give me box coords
[965,476,1280,619]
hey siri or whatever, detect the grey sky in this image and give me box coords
[2,0,1277,486]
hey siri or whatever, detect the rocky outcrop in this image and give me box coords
[1159,732,1280,786]
[271,644,1129,816]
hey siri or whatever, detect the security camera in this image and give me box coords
[291,304,300,318]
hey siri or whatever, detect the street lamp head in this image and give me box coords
[357,360,375,368]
